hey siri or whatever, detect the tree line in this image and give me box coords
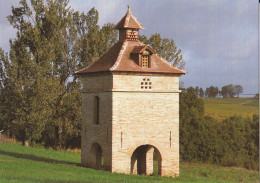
[185,84,244,98]
[0,0,184,148]
[180,90,259,170]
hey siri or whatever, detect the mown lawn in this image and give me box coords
[0,143,258,183]
[202,98,259,120]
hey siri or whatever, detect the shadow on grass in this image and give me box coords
[3,176,92,183]
[0,149,82,167]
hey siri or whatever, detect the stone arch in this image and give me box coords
[89,143,103,170]
[127,139,165,158]
[130,144,162,176]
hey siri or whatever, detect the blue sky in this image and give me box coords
[0,0,259,95]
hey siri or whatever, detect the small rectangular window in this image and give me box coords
[94,96,99,124]
[141,55,149,68]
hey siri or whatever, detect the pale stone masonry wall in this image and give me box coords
[112,74,180,92]
[81,73,180,176]
[81,85,113,170]
[111,91,179,176]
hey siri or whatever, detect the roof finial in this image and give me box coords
[127,5,131,14]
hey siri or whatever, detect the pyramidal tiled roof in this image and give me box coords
[75,40,186,75]
[76,7,186,75]
[115,7,144,29]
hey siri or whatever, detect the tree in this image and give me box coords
[186,86,196,95]
[205,86,219,98]
[195,86,199,96]
[234,85,243,98]
[199,88,204,97]
[221,84,235,98]
[179,91,204,122]
[179,91,205,161]
[139,34,185,69]
[186,86,200,96]
[0,0,118,147]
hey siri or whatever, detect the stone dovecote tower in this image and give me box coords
[76,6,186,177]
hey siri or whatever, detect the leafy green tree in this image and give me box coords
[234,85,243,98]
[195,86,199,96]
[205,85,219,98]
[221,84,235,98]
[243,115,259,169]
[0,0,117,147]
[218,116,259,169]
[139,34,185,69]
[186,86,196,95]
[187,86,200,96]
[179,91,204,161]
[199,88,204,97]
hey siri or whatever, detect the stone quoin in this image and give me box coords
[75,6,186,176]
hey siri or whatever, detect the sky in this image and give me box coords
[0,0,259,95]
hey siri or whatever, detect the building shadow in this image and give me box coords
[0,149,81,167]
[3,177,87,183]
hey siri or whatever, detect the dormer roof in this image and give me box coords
[131,45,156,54]
[115,6,144,30]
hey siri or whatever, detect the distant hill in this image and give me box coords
[202,98,259,120]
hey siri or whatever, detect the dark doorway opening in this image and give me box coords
[90,143,103,170]
[130,145,162,175]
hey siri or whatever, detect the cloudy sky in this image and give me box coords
[0,0,259,95]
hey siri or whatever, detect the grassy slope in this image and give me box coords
[202,98,259,120]
[0,143,258,183]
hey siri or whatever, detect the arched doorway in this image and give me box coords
[90,143,103,170]
[130,145,162,175]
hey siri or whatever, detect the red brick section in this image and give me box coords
[115,11,144,29]
[75,40,186,75]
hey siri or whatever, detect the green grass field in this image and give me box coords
[202,98,259,120]
[0,143,258,183]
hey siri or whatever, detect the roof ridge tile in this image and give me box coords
[110,40,128,71]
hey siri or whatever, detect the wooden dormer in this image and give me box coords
[131,45,156,68]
